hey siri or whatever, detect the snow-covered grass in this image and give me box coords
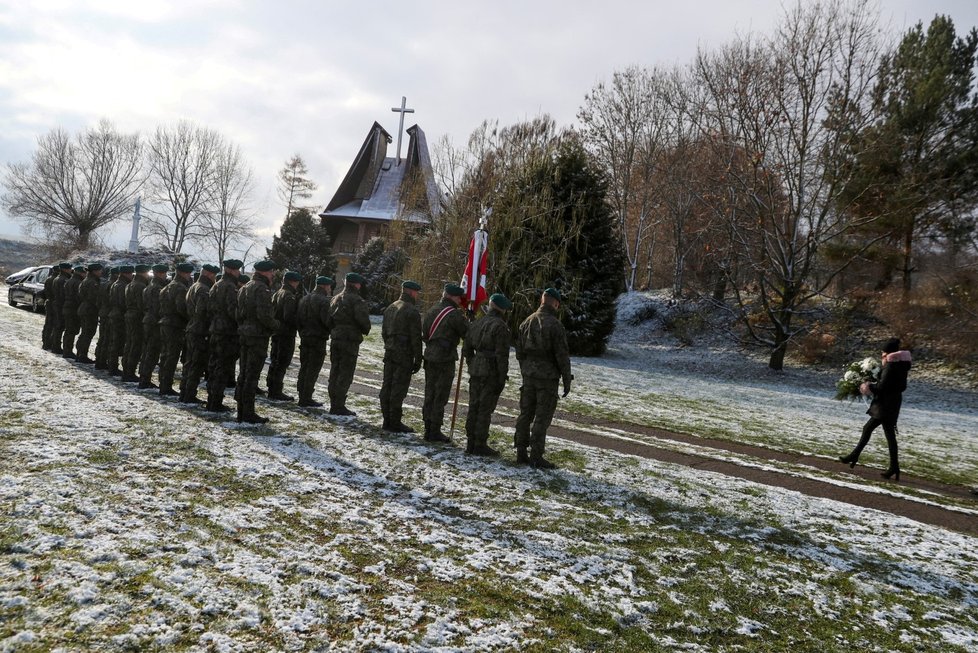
[2,289,978,651]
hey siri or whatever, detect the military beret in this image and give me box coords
[118,265,135,274]
[237,274,251,284]
[284,270,302,282]
[58,262,72,269]
[402,280,422,291]
[175,262,195,273]
[72,265,87,273]
[151,264,169,273]
[222,259,244,270]
[544,287,562,301]
[489,293,512,310]
[345,272,366,285]
[108,266,119,275]
[253,260,277,272]
[202,263,221,274]
[316,275,335,287]
[444,283,465,297]
[87,263,103,272]
[134,264,151,273]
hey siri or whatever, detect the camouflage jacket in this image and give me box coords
[158,275,191,328]
[208,275,240,336]
[271,285,300,336]
[42,272,56,302]
[515,304,571,383]
[124,276,148,318]
[462,307,510,385]
[381,292,422,368]
[77,273,100,317]
[51,272,69,312]
[185,276,215,336]
[328,286,371,345]
[422,298,468,363]
[108,277,130,319]
[62,272,84,314]
[297,288,332,341]
[142,277,168,327]
[237,275,280,338]
[98,276,116,319]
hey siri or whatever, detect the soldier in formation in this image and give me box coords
[421,284,468,442]
[75,263,103,364]
[206,259,243,413]
[295,276,334,408]
[138,264,169,389]
[40,264,59,351]
[157,263,194,396]
[94,266,118,370]
[180,263,219,404]
[48,262,72,355]
[236,260,280,423]
[327,272,371,416]
[266,270,302,402]
[107,265,133,376]
[61,264,87,359]
[380,280,423,433]
[461,293,512,456]
[121,264,150,382]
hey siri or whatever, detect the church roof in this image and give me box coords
[320,121,442,224]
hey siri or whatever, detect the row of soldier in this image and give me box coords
[38,260,572,468]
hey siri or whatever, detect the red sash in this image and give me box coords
[428,305,456,341]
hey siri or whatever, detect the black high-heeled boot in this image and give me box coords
[838,454,858,469]
[881,468,900,482]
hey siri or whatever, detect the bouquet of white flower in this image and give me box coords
[834,357,881,401]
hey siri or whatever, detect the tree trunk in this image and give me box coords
[901,224,914,299]
[768,314,791,371]
[711,270,726,301]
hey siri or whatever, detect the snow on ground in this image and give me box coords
[1,289,978,651]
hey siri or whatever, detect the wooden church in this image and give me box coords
[319,100,442,275]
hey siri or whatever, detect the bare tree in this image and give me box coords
[277,154,317,218]
[200,142,256,264]
[2,120,144,249]
[143,121,224,254]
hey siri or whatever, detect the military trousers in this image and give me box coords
[465,375,504,448]
[207,334,238,407]
[107,316,127,372]
[61,312,80,356]
[122,313,144,377]
[94,314,112,368]
[514,375,559,459]
[422,360,457,430]
[266,332,296,394]
[75,314,98,360]
[41,305,56,349]
[296,339,328,403]
[139,324,162,384]
[50,305,65,353]
[380,358,413,426]
[237,335,270,416]
[327,340,360,409]
[158,324,185,391]
[180,332,209,400]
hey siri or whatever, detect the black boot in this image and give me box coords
[515,447,530,464]
[838,453,858,469]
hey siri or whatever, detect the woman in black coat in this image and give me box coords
[839,337,912,481]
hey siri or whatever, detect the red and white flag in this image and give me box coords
[460,226,488,311]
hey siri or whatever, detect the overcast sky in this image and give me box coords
[1,0,976,258]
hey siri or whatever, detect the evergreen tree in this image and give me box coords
[277,154,318,219]
[266,208,335,289]
[352,236,407,314]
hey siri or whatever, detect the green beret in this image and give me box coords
[202,264,221,274]
[316,276,335,287]
[151,264,169,273]
[444,283,465,297]
[237,274,251,284]
[345,272,366,285]
[489,293,512,310]
[402,280,422,291]
[72,265,87,273]
[284,271,302,282]
[222,259,244,270]
[58,262,72,269]
[118,265,135,274]
[253,260,277,272]
[87,263,103,272]
[175,262,195,274]
[134,264,151,273]
[108,266,119,275]
[544,287,562,301]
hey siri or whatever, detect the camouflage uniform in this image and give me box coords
[41,268,58,350]
[94,272,117,369]
[514,304,572,465]
[157,274,192,394]
[462,307,511,453]
[327,285,371,414]
[421,298,468,440]
[61,270,85,357]
[75,271,101,362]
[49,269,70,354]
[236,275,280,421]
[265,284,301,399]
[380,291,422,431]
[122,274,148,380]
[206,274,240,411]
[179,275,215,403]
[107,275,131,375]
[295,287,332,406]
[138,275,168,388]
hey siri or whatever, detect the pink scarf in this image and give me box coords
[883,350,912,364]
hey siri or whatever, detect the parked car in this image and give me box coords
[7,266,51,312]
[4,265,44,285]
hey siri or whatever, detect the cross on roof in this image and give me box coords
[391,96,415,166]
